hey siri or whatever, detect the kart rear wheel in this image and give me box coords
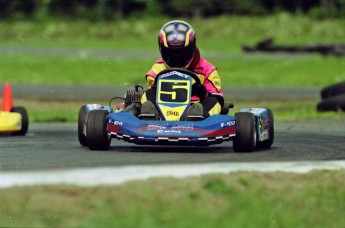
[86,110,111,151]
[11,106,29,136]
[78,105,88,146]
[256,109,274,149]
[233,112,256,152]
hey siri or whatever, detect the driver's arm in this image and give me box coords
[146,61,169,89]
[205,70,222,95]
[146,75,155,89]
[204,70,224,106]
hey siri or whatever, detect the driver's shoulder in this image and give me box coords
[151,59,169,75]
[191,58,216,76]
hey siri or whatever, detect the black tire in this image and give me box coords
[86,110,111,150]
[78,105,88,146]
[317,94,345,112]
[233,112,256,152]
[10,106,29,136]
[256,109,274,149]
[321,81,345,99]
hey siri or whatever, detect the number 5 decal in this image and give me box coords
[158,80,191,104]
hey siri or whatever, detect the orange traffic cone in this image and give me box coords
[1,83,14,112]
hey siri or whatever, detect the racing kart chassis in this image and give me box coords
[78,69,274,152]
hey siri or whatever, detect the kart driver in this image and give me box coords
[140,20,224,120]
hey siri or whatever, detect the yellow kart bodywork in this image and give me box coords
[0,111,22,133]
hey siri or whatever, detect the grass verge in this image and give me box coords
[1,170,344,227]
[0,54,344,87]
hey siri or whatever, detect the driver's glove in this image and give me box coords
[192,84,207,98]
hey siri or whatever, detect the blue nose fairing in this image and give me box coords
[107,112,236,145]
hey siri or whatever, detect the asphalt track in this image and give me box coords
[0,84,344,174]
[1,119,344,172]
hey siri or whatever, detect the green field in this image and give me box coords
[1,15,345,86]
[0,53,344,87]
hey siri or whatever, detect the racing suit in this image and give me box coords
[143,47,224,117]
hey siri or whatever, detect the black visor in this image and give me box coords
[161,44,195,68]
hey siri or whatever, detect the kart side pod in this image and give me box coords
[233,108,274,152]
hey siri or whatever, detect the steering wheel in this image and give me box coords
[154,68,202,86]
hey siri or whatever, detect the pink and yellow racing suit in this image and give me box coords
[144,48,224,116]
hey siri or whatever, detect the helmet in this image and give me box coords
[158,20,196,68]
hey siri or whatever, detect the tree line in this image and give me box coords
[1,0,344,20]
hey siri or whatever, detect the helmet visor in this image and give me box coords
[161,44,195,68]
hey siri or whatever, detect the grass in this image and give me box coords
[0,53,344,87]
[1,170,344,227]
[0,15,345,87]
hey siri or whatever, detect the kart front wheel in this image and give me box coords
[233,112,256,152]
[86,110,111,151]
[11,106,29,136]
[256,109,274,149]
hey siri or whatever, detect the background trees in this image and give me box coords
[0,0,344,20]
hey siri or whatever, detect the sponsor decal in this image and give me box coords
[108,119,123,125]
[157,129,182,134]
[166,110,179,117]
[220,121,235,127]
[147,123,168,130]
[160,71,189,79]
[149,123,193,134]
[147,123,193,131]
[172,123,193,131]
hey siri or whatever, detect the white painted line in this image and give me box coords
[0,161,344,188]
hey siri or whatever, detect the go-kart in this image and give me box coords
[0,82,29,136]
[78,68,274,152]
[0,107,29,136]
